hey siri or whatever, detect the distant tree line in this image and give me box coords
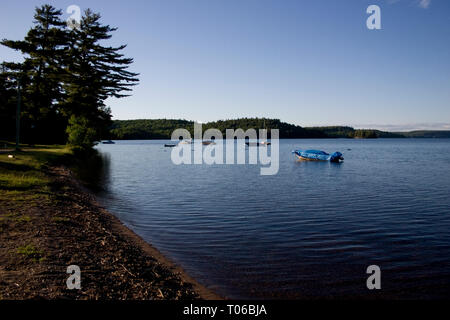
[108,118,406,140]
[0,5,138,150]
[399,131,450,138]
[109,119,194,140]
[304,126,402,139]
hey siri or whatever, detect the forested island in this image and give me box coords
[108,118,450,140]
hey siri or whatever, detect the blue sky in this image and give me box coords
[1,0,449,130]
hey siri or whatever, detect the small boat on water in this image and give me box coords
[102,140,115,144]
[245,141,271,147]
[164,144,176,147]
[178,140,216,145]
[292,149,344,163]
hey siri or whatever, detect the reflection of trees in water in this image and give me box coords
[73,150,111,194]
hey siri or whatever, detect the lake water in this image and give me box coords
[95,139,450,299]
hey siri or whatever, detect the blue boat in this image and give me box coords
[292,149,344,163]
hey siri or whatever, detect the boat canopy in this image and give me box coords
[304,150,329,155]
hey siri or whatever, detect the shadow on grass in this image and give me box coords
[0,140,64,150]
[0,145,111,194]
[0,161,35,172]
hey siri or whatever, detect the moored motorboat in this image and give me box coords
[102,140,115,144]
[292,149,344,163]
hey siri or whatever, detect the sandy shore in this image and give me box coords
[0,165,220,300]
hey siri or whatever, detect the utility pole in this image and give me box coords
[15,78,21,151]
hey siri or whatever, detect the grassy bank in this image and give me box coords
[0,143,69,192]
[0,144,210,300]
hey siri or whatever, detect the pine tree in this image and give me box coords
[1,5,68,143]
[63,9,139,147]
[1,5,139,148]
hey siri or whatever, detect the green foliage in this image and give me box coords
[0,4,138,148]
[109,118,402,140]
[306,126,356,138]
[66,115,98,150]
[203,118,327,139]
[109,119,194,139]
[1,5,69,144]
[109,118,327,139]
[62,9,139,146]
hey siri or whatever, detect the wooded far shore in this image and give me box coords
[107,118,450,140]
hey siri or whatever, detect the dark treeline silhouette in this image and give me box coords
[399,131,450,138]
[0,5,138,149]
[109,118,407,140]
[304,126,403,139]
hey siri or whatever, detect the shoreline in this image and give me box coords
[67,167,221,300]
[0,160,220,300]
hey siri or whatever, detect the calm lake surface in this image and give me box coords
[95,139,450,299]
